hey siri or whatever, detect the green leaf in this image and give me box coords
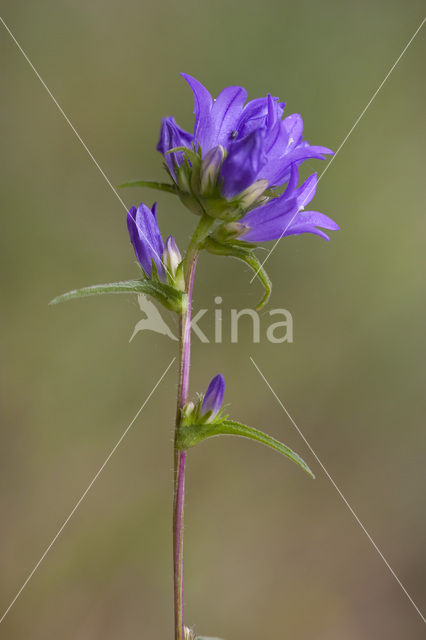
[177,419,314,478]
[50,279,187,313]
[203,237,271,310]
[117,180,177,194]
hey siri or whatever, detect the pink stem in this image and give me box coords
[173,253,198,640]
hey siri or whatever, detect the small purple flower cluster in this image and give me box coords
[127,73,338,280]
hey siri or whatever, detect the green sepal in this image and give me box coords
[176,418,314,478]
[166,146,203,196]
[117,180,177,194]
[50,279,188,313]
[203,237,272,310]
[165,146,209,217]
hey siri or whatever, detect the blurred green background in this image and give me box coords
[1,1,425,638]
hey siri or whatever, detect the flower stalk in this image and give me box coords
[173,215,213,640]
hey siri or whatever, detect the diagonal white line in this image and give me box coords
[0,357,176,625]
[0,15,172,279]
[250,356,426,624]
[250,16,426,282]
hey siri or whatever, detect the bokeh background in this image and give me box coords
[1,1,425,638]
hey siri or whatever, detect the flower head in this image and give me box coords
[200,374,225,422]
[157,73,334,230]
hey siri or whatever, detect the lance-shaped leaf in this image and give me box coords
[50,279,187,313]
[176,418,314,478]
[117,180,177,194]
[203,237,271,310]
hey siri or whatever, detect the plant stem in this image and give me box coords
[173,215,213,640]
[173,256,196,640]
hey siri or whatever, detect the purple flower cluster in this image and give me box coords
[156,73,338,242]
[127,74,338,278]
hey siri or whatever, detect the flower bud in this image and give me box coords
[184,627,196,640]
[213,221,248,242]
[200,145,225,195]
[127,202,167,283]
[163,235,182,278]
[238,178,268,208]
[176,163,191,193]
[200,374,225,422]
[181,401,195,421]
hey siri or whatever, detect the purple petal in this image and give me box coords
[296,173,317,208]
[201,374,225,420]
[258,114,333,187]
[211,85,247,148]
[259,146,328,187]
[220,128,267,198]
[181,74,247,152]
[241,202,299,242]
[157,117,193,179]
[282,113,304,148]
[242,206,339,242]
[235,95,285,142]
[282,163,299,197]
[240,189,296,228]
[235,97,270,139]
[127,205,140,262]
[288,210,340,240]
[265,94,282,131]
[309,145,334,155]
[127,202,166,281]
[288,145,331,163]
[181,73,213,151]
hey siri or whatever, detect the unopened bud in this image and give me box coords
[211,221,248,243]
[182,401,195,421]
[176,163,191,193]
[184,627,196,640]
[201,145,225,194]
[200,374,225,422]
[163,235,182,277]
[238,179,268,208]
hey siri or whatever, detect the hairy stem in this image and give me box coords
[173,215,213,640]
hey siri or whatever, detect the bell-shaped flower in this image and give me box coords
[239,166,339,242]
[127,202,167,281]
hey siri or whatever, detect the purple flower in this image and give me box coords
[127,202,166,281]
[157,116,194,180]
[157,74,333,201]
[238,166,339,241]
[200,374,225,422]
